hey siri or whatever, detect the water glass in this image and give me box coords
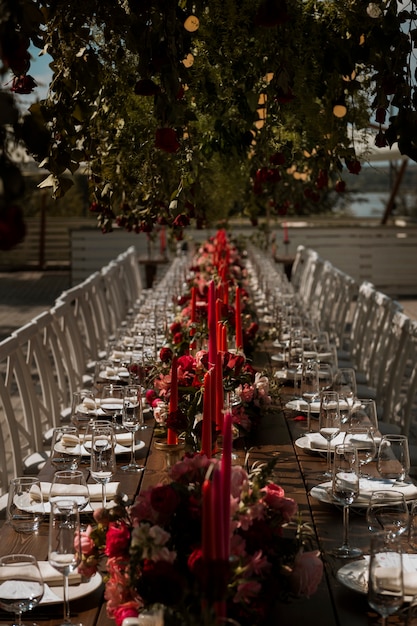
[343,426,376,477]
[7,477,44,533]
[50,425,81,470]
[368,532,403,626]
[50,469,90,512]
[0,554,44,626]
[349,398,378,432]
[70,389,97,432]
[377,434,410,482]
[100,383,125,430]
[366,490,409,538]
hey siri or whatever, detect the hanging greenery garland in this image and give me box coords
[1,0,417,236]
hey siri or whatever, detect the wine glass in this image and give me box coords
[319,391,341,477]
[377,434,410,483]
[318,362,334,393]
[50,426,81,470]
[50,470,90,512]
[0,554,44,626]
[121,385,144,473]
[333,368,357,423]
[300,359,319,432]
[288,329,304,398]
[349,398,378,433]
[366,490,410,538]
[100,383,125,430]
[331,443,362,558]
[48,500,81,626]
[368,532,403,626]
[343,426,377,477]
[70,390,97,433]
[90,422,116,508]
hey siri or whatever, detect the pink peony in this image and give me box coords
[290,550,323,597]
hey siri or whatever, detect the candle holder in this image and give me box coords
[154,439,186,474]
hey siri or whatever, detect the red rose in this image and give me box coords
[173,331,183,344]
[159,347,173,363]
[104,521,131,558]
[155,127,180,153]
[112,603,139,626]
[345,158,362,174]
[10,74,37,94]
[150,484,180,516]
[335,180,346,193]
[170,321,182,335]
[173,213,190,228]
[138,559,185,606]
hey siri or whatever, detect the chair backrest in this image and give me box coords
[0,334,47,489]
[341,281,376,366]
[50,299,91,396]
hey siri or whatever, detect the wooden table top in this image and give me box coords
[0,382,409,626]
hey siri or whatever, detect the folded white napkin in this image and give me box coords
[81,431,132,447]
[357,477,417,501]
[306,432,346,450]
[38,561,82,586]
[40,482,120,502]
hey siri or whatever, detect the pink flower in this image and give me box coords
[290,550,323,597]
[78,525,96,556]
[233,579,262,604]
[230,465,249,498]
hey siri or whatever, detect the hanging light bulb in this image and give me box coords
[333,95,347,118]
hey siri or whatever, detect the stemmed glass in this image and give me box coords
[318,363,334,394]
[300,359,319,432]
[368,532,403,626]
[0,554,44,626]
[331,443,362,558]
[50,470,90,512]
[70,390,97,433]
[90,421,116,508]
[333,367,357,424]
[366,490,410,538]
[319,391,341,477]
[48,500,81,626]
[343,426,377,477]
[121,385,144,473]
[377,434,410,483]
[349,398,378,433]
[100,383,125,431]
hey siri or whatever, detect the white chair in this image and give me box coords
[0,334,49,487]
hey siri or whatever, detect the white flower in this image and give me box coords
[366,3,382,18]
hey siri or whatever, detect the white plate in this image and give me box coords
[310,478,417,508]
[286,399,321,413]
[295,432,347,453]
[40,571,102,604]
[81,439,145,456]
[337,554,417,601]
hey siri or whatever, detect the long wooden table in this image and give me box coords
[0,386,404,626]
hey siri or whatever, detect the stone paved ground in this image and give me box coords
[0,271,71,341]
